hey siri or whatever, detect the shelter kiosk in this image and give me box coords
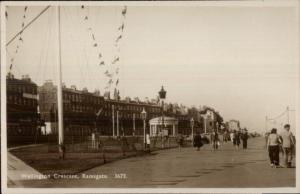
[149,116,178,137]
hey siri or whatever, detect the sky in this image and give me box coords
[5,2,299,133]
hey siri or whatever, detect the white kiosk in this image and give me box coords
[149,116,178,137]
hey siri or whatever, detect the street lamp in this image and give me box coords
[158,86,166,148]
[190,117,194,145]
[141,107,147,150]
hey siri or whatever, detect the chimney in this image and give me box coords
[71,85,77,90]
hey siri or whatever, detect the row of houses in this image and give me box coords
[6,73,230,145]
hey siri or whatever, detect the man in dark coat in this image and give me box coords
[241,130,249,149]
[194,132,203,151]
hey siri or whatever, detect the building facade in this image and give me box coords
[38,81,195,139]
[227,119,240,132]
[6,73,40,145]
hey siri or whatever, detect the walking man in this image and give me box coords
[280,124,295,168]
[241,129,248,149]
[210,130,219,150]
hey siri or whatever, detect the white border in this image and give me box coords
[1,1,300,194]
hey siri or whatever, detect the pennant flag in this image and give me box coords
[112,57,119,64]
[116,35,122,42]
[122,7,127,16]
[93,43,98,47]
[24,6,28,12]
[118,23,124,31]
[95,108,103,117]
[99,61,105,66]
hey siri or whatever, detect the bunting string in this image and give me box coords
[8,6,28,73]
[79,6,127,97]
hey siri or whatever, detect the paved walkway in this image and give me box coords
[7,137,296,188]
[7,152,44,187]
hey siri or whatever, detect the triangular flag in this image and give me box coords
[122,7,127,16]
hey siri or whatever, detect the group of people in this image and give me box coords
[266,124,295,168]
[229,130,249,149]
[190,129,249,151]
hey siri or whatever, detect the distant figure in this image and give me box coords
[241,130,249,149]
[267,128,282,168]
[146,134,151,151]
[210,130,219,150]
[233,130,241,149]
[223,130,228,142]
[193,132,203,151]
[230,131,234,144]
[177,134,184,151]
[91,132,96,149]
[280,124,295,168]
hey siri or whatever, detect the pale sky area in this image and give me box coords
[5,2,299,133]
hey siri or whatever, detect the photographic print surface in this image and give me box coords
[1,1,299,193]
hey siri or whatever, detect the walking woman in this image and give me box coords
[193,132,203,151]
[267,128,282,168]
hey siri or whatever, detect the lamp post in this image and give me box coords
[190,118,194,145]
[141,107,147,150]
[158,86,166,148]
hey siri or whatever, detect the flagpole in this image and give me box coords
[56,6,64,159]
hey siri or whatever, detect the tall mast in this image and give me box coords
[56,6,64,158]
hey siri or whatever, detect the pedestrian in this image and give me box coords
[177,134,184,151]
[193,132,203,151]
[230,131,235,144]
[146,134,151,152]
[210,130,219,150]
[241,130,248,149]
[280,124,295,168]
[223,130,228,142]
[267,128,282,168]
[233,130,241,149]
